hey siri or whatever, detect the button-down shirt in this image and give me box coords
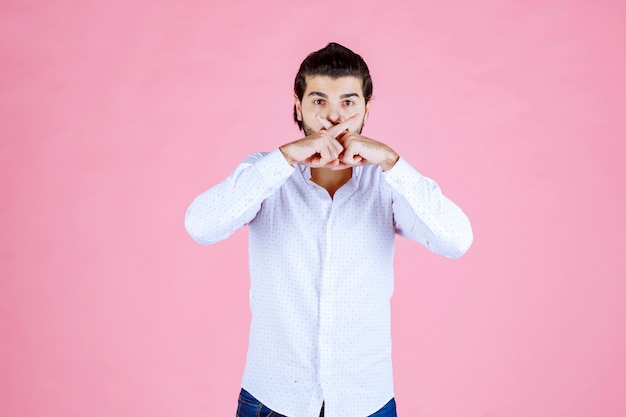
[185,149,472,417]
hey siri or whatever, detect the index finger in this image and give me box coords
[327,113,360,138]
[315,114,333,130]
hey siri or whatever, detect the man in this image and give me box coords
[185,42,473,417]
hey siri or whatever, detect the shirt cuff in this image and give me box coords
[255,148,296,186]
[382,157,424,191]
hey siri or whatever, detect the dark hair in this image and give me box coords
[293,42,373,130]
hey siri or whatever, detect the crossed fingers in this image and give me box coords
[313,133,343,166]
[308,114,357,167]
[315,114,358,139]
[315,114,365,166]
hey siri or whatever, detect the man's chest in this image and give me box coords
[250,176,395,251]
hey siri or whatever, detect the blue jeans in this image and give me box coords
[236,388,397,417]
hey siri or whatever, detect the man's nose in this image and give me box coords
[324,106,342,125]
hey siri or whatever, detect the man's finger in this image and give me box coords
[326,113,360,138]
[318,141,340,164]
[318,147,332,163]
[341,146,358,165]
[329,137,344,157]
[315,115,333,130]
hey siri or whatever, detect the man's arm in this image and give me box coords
[384,159,473,258]
[185,117,359,244]
[321,120,472,258]
[184,150,294,245]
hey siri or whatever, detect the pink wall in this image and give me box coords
[1,1,625,416]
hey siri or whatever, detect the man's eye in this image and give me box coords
[314,99,325,105]
[344,100,354,106]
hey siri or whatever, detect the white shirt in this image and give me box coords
[185,149,472,417]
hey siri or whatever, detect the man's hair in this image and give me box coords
[293,42,373,130]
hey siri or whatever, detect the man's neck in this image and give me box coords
[310,167,353,199]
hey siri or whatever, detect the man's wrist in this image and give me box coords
[279,145,296,166]
[380,151,400,172]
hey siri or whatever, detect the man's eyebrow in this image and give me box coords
[306,92,361,99]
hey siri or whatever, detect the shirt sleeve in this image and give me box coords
[383,157,473,258]
[184,149,295,245]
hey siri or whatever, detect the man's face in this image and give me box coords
[295,75,369,136]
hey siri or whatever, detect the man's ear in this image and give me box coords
[364,101,371,121]
[294,94,302,121]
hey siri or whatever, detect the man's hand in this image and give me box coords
[316,116,400,172]
[279,115,359,168]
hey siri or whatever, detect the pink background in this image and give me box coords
[1,1,625,416]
